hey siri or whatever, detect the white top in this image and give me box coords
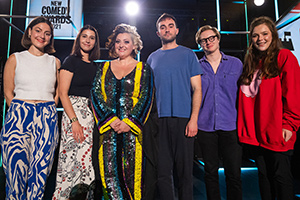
[14,50,57,101]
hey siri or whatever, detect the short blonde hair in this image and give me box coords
[106,23,143,58]
[195,25,221,45]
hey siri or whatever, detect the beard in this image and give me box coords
[161,34,176,44]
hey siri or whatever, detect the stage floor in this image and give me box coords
[0,158,299,199]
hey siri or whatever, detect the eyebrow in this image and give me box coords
[82,33,95,36]
[253,31,269,34]
[201,35,215,39]
[35,26,51,33]
[160,23,174,28]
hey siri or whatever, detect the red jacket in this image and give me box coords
[238,49,300,152]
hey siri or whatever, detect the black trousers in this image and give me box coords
[198,130,243,200]
[250,146,294,200]
[92,122,103,199]
[143,103,159,200]
[157,117,194,200]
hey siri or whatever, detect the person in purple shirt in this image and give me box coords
[195,25,243,200]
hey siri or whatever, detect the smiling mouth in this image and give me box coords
[37,39,45,43]
[257,43,266,46]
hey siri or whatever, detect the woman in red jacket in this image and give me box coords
[238,16,300,200]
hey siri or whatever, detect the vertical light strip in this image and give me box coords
[274,0,279,20]
[2,0,14,126]
[136,51,140,62]
[2,0,14,168]
[216,0,221,31]
[81,13,84,28]
[6,0,14,59]
[244,0,249,46]
[26,0,30,26]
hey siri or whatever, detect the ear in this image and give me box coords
[156,31,161,38]
[175,28,179,36]
[28,28,32,37]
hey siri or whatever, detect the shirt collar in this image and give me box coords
[200,51,228,63]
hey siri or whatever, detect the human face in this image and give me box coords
[157,18,179,44]
[79,29,96,53]
[199,30,219,54]
[28,22,52,52]
[115,33,135,59]
[251,23,272,52]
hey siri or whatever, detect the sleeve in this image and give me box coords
[91,62,118,134]
[122,62,155,135]
[189,50,203,77]
[279,49,300,132]
[60,55,76,72]
[236,57,244,76]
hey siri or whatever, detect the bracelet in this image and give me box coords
[70,117,78,123]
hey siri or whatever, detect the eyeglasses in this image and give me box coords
[199,35,218,45]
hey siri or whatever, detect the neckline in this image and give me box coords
[109,61,138,81]
[160,45,180,51]
[26,50,46,58]
[81,58,92,64]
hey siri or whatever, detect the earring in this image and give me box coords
[28,34,31,38]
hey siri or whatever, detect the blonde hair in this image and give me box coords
[106,23,143,58]
[195,25,220,45]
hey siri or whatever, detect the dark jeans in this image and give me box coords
[250,146,294,200]
[198,130,243,200]
[157,117,194,200]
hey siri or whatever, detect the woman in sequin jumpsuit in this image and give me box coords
[91,23,154,199]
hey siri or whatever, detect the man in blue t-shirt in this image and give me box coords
[147,13,202,200]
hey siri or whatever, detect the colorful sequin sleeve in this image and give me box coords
[122,62,155,135]
[91,62,118,134]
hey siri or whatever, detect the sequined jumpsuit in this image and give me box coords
[91,61,154,200]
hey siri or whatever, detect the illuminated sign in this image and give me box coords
[276,0,300,63]
[26,0,83,39]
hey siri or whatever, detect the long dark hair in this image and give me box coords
[240,16,282,85]
[21,16,55,54]
[71,25,100,61]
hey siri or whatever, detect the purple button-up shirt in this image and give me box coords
[197,52,243,132]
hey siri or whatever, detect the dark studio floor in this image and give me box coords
[0,148,300,199]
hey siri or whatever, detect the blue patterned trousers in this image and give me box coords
[0,99,59,200]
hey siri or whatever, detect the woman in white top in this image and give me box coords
[0,16,60,200]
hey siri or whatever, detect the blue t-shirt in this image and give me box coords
[147,45,203,118]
